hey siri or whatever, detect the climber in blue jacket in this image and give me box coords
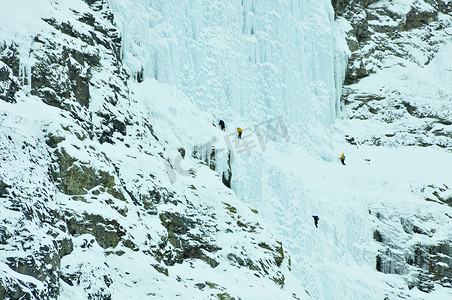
[312,215,319,228]
[219,119,225,131]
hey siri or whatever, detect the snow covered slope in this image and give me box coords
[1,0,451,299]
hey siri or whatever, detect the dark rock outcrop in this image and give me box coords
[337,0,452,149]
[0,44,20,103]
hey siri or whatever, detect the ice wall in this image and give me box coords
[108,1,360,298]
[109,0,338,146]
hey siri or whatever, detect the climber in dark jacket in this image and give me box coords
[312,215,319,228]
[219,119,225,131]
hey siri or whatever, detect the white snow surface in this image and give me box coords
[1,0,452,299]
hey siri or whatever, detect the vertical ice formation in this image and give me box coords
[109,0,342,147]
[108,2,358,298]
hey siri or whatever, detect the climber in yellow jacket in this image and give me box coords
[340,153,345,165]
[237,127,243,139]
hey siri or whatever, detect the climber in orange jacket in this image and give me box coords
[340,153,345,165]
[237,127,243,139]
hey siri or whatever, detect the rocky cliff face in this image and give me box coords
[0,1,301,299]
[336,0,452,296]
[337,0,452,149]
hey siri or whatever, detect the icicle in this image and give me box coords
[18,58,32,95]
[26,63,32,94]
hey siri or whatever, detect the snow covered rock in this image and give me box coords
[337,0,452,296]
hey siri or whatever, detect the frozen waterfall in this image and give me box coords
[108,0,375,299]
[109,0,342,148]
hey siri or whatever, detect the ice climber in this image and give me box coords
[219,119,225,131]
[340,153,346,165]
[237,127,243,139]
[312,215,319,228]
